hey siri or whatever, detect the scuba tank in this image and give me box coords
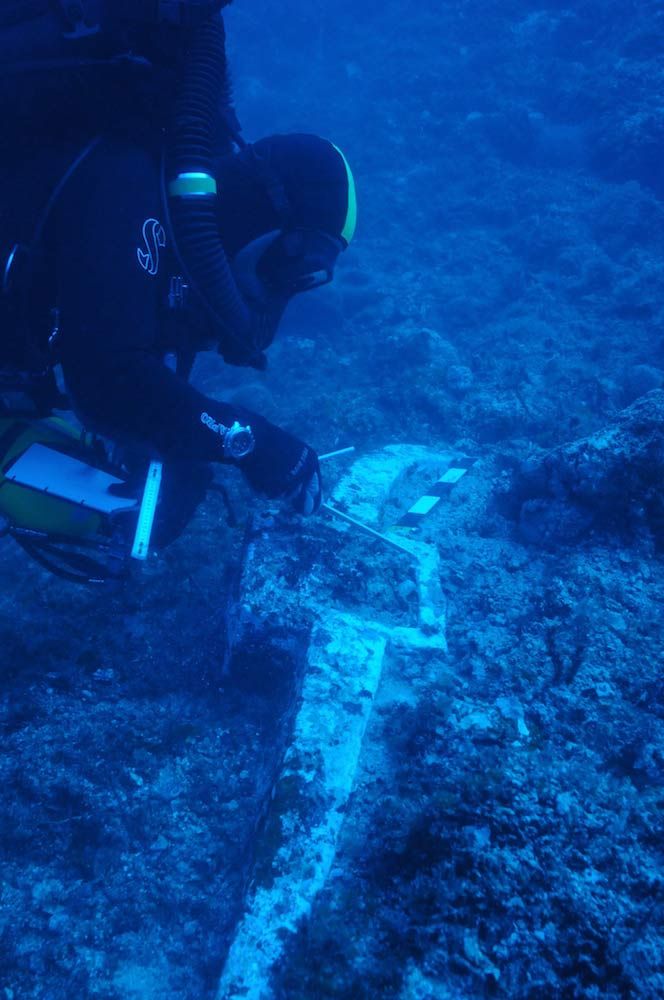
[0,1,234,149]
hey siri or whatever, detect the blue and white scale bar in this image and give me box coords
[395,457,476,530]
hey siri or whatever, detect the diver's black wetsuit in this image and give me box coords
[42,121,324,531]
[53,133,255,466]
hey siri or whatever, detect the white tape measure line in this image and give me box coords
[131,461,163,560]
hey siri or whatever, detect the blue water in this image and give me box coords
[1,1,663,997]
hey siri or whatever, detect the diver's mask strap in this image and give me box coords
[239,145,293,228]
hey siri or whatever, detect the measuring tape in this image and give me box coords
[131,460,163,560]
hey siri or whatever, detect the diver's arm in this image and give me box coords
[54,138,320,510]
[62,346,250,461]
[64,348,320,511]
[62,331,322,509]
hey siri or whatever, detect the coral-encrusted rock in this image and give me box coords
[513,390,664,547]
[590,107,664,198]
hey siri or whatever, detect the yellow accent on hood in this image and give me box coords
[332,143,357,245]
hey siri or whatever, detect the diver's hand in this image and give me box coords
[287,456,322,515]
[240,420,322,515]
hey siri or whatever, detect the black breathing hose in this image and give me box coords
[167,15,260,366]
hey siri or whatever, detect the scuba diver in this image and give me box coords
[0,1,357,583]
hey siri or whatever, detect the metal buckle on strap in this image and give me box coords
[56,0,99,39]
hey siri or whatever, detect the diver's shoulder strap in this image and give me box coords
[53,0,99,39]
[0,137,101,388]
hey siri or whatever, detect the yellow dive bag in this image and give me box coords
[0,414,160,584]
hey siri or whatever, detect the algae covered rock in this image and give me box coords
[512,390,664,547]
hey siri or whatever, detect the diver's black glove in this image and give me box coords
[240,419,322,515]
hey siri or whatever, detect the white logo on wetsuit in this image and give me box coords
[137,218,166,276]
[201,412,225,435]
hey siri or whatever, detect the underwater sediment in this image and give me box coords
[1,1,663,997]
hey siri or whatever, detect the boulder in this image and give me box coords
[512,390,664,547]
